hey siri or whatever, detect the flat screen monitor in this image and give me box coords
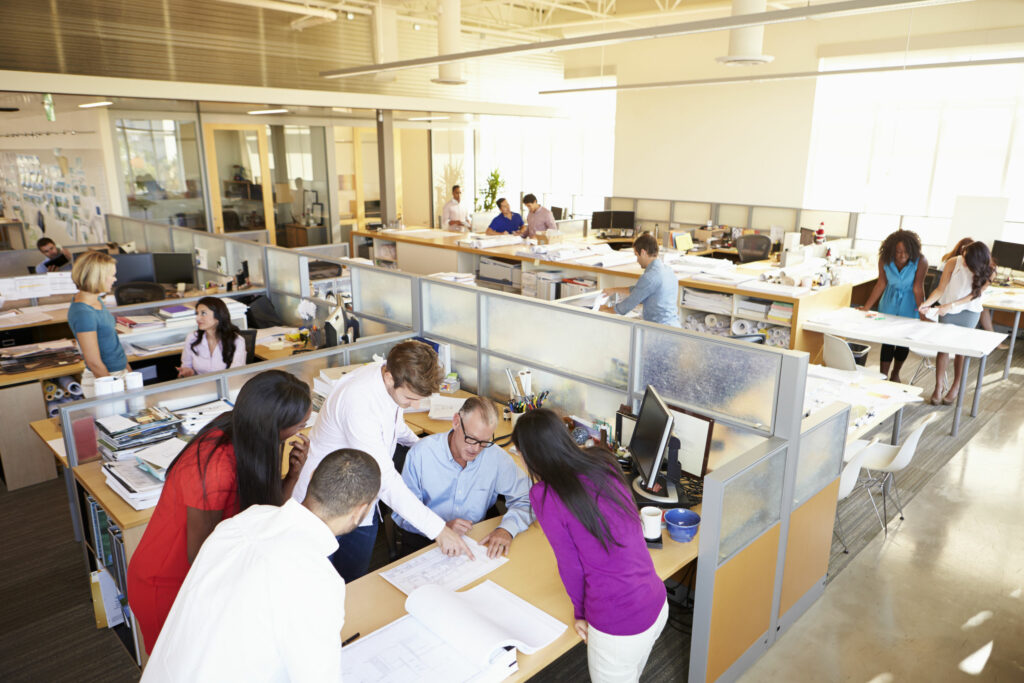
[799,227,815,246]
[112,253,156,284]
[551,206,564,220]
[991,239,1024,271]
[591,211,612,231]
[629,385,674,492]
[667,406,714,481]
[611,211,635,230]
[152,252,195,284]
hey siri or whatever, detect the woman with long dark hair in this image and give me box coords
[512,409,667,683]
[127,370,312,652]
[941,237,1003,343]
[858,229,928,382]
[919,241,995,404]
[177,296,246,377]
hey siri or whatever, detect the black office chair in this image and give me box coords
[735,234,773,263]
[114,281,166,305]
[729,333,767,344]
[237,329,257,364]
[222,210,241,232]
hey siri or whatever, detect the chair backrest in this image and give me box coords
[888,412,937,473]
[823,334,858,371]
[729,333,767,344]
[735,234,772,263]
[114,281,166,306]
[839,439,877,500]
[237,329,257,364]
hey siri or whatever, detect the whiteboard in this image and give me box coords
[948,196,1009,251]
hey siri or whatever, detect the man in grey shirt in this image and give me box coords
[522,193,556,238]
[602,232,681,327]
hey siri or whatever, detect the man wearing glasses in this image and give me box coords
[393,397,533,559]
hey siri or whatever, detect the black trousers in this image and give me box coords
[880,344,910,364]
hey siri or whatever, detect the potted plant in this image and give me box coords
[474,169,504,230]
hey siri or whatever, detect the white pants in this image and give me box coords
[587,599,669,683]
[80,367,129,398]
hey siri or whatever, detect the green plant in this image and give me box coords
[475,168,504,212]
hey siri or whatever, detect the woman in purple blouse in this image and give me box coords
[512,409,668,683]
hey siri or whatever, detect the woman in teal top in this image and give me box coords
[68,251,130,397]
[859,229,928,383]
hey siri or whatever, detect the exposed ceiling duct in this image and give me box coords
[716,0,774,65]
[433,0,466,85]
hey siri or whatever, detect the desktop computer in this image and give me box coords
[628,385,678,505]
[152,252,195,285]
[991,239,1024,275]
[112,253,156,283]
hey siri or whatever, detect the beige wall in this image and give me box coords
[400,128,432,227]
[587,0,1024,208]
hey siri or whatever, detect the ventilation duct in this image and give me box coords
[433,0,466,84]
[716,0,774,66]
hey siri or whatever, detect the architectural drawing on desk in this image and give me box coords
[379,536,508,595]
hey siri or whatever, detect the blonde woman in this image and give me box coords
[69,251,130,397]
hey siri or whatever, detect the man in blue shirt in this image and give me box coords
[393,397,533,559]
[485,198,525,235]
[602,232,681,327]
[35,237,73,273]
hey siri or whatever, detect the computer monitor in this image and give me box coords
[591,211,612,231]
[991,240,1024,272]
[667,406,714,481]
[799,227,815,246]
[629,385,676,504]
[611,211,636,231]
[112,253,156,283]
[551,206,564,220]
[152,252,195,284]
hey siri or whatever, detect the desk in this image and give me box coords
[982,286,1024,380]
[802,308,1006,436]
[343,514,699,681]
[402,390,513,441]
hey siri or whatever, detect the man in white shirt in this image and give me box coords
[296,340,473,581]
[142,449,380,683]
[441,184,470,230]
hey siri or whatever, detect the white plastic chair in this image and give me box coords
[823,333,858,371]
[846,413,938,533]
[834,439,883,553]
[908,346,950,387]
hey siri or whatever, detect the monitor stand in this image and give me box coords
[632,475,678,505]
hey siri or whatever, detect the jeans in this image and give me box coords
[329,512,379,582]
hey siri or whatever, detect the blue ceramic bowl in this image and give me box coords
[664,508,700,543]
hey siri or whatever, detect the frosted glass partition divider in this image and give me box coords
[124,219,148,250]
[170,225,196,255]
[194,233,228,275]
[266,246,308,298]
[420,279,479,346]
[144,222,173,253]
[751,206,798,232]
[105,215,125,243]
[636,199,671,222]
[718,204,751,227]
[297,244,351,259]
[348,262,415,329]
[636,326,785,433]
[481,289,631,389]
[672,202,712,225]
[794,403,850,507]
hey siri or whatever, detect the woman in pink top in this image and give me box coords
[513,409,668,683]
[177,297,246,377]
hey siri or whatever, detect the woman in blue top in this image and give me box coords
[858,229,928,383]
[68,251,130,397]
[486,198,524,235]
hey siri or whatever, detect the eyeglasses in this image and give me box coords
[457,416,495,448]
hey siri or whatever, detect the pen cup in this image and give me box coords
[510,410,526,429]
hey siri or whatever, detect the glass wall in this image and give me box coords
[431,126,476,228]
[268,125,330,229]
[115,118,206,229]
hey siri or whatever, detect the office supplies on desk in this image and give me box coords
[427,394,467,421]
[379,536,508,595]
[343,581,564,683]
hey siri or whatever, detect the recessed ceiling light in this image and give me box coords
[408,116,450,121]
[78,101,113,108]
[346,12,354,19]
[332,107,353,113]
[247,108,289,115]
[414,23,421,30]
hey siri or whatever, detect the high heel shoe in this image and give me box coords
[941,388,959,405]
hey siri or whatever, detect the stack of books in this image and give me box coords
[134,437,189,481]
[95,406,182,463]
[736,297,773,319]
[0,340,80,374]
[767,302,794,324]
[158,304,193,320]
[429,272,476,285]
[680,287,733,315]
[102,460,164,510]
[115,314,165,334]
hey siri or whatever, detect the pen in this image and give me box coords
[342,632,360,647]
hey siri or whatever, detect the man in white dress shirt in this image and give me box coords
[441,184,470,230]
[142,449,380,682]
[295,340,473,581]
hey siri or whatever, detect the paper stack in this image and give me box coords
[429,272,476,285]
[680,287,733,315]
[174,399,233,436]
[766,302,794,324]
[736,297,773,319]
[95,406,182,463]
[102,460,164,510]
[457,234,523,249]
[158,304,193,320]
[115,314,166,334]
[312,363,365,400]
[135,437,189,481]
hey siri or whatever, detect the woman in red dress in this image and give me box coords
[127,370,313,653]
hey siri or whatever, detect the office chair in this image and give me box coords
[114,281,166,306]
[237,329,257,364]
[729,333,767,344]
[222,210,241,232]
[833,439,883,553]
[734,234,772,263]
[823,334,860,371]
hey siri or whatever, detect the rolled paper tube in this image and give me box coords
[695,323,706,333]
[57,375,83,395]
[43,382,59,394]
[52,387,65,400]
[731,319,751,335]
[45,391,56,402]
[704,314,718,328]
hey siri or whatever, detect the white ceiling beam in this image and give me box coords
[212,0,345,19]
[320,0,973,79]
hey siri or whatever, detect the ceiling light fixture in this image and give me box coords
[78,101,113,108]
[414,23,421,30]
[408,116,450,121]
[538,55,1024,95]
[319,0,971,80]
[346,12,355,20]
[247,108,289,115]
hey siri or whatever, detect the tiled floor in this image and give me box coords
[740,382,1024,682]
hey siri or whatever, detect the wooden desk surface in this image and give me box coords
[846,379,924,443]
[30,417,67,468]
[402,390,514,441]
[254,341,309,361]
[0,348,181,389]
[343,515,699,680]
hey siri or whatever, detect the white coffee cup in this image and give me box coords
[641,506,662,540]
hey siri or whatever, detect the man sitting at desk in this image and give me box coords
[142,449,380,682]
[35,237,73,273]
[394,397,533,559]
[601,232,681,328]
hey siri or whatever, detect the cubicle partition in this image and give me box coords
[0,242,109,281]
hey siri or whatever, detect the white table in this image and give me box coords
[982,286,1024,380]
[803,308,1007,436]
